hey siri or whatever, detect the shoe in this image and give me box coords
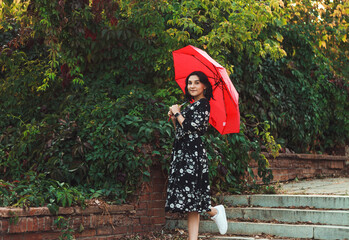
[211,205,228,234]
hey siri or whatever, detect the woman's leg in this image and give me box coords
[188,212,200,240]
[207,207,218,217]
[207,205,228,235]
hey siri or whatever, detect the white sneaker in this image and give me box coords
[211,205,228,234]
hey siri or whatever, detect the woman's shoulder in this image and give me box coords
[199,98,209,104]
[197,98,210,107]
[190,98,210,110]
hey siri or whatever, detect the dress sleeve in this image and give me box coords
[181,100,210,134]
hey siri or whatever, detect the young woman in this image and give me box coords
[166,71,228,239]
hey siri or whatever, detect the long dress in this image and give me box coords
[165,98,211,213]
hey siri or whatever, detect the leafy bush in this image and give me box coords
[0,171,86,214]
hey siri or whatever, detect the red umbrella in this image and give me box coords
[172,45,240,134]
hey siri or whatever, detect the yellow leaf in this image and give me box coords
[342,34,347,43]
[319,41,327,49]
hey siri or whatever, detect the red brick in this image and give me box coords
[79,206,101,215]
[330,161,344,169]
[41,232,61,240]
[150,167,164,178]
[43,217,53,231]
[72,216,82,229]
[89,214,97,228]
[112,225,128,234]
[110,214,122,225]
[117,215,134,226]
[149,200,165,209]
[8,217,26,233]
[151,192,165,201]
[151,216,165,225]
[152,177,166,184]
[147,209,154,216]
[36,217,45,232]
[81,216,89,228]
[97,226,113,235]
[3,234,23,240]
[139,217,150,225]
[139,194,150,201]
[0,208,23,218]
[136,202,147,210]
[1,219,9,234]
[57,207,74,215]
[135,209,147,216]
[108,204,134,213]
[26,218,35,232]
[152,208,165,217]
[132,217,140,225]
[104,215,113,225]
[152,184,165,192]
[152,224,164,231]
[96,215,104,226]
[20,233,43,240]
[28,207,51,217]
[74,229,96,238]
[97,237,118,240]
[132,224,145,233]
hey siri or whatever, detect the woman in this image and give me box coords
[166,71,228,239]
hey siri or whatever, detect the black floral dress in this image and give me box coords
[165,98,211,213]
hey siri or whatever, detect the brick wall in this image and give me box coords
[251,153,349,182]
[0,165,167,240]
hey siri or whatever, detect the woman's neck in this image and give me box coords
[194,96,205,102]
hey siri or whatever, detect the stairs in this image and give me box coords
[165,195,349,239]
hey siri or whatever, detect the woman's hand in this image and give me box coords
[168,110,175,120]
[170,104,181,115]
[169,104,184,128]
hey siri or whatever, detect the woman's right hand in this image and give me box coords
[168,110,175,120]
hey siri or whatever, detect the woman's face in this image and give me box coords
[187,75,206,100]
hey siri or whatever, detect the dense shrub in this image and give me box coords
[232,26,348,153]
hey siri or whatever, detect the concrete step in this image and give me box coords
[166,219,349,240]
[199,236,268,240]
[223,194,349,209]
[227,207,349,226]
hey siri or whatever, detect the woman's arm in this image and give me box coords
[170,105,185,128]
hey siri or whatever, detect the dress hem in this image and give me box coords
[165,207,211,214]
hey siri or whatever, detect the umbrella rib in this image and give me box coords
[191,55,220,80]
[190,54,228,94]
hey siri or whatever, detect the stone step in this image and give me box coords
[227,207,349,226]
[199,236,268,240]
[166,219,349,240]
[223,194,349,209]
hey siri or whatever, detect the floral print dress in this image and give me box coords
[165,98,211,213]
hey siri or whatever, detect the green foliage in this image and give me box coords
[234,24,348,153]
[0,0,347,207]
[54,216,74,240]
[73,85,175,201]
[0,171,86,212]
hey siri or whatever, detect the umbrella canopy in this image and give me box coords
[172,45,240,134]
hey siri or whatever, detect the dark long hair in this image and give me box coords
[184,71,214,102]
